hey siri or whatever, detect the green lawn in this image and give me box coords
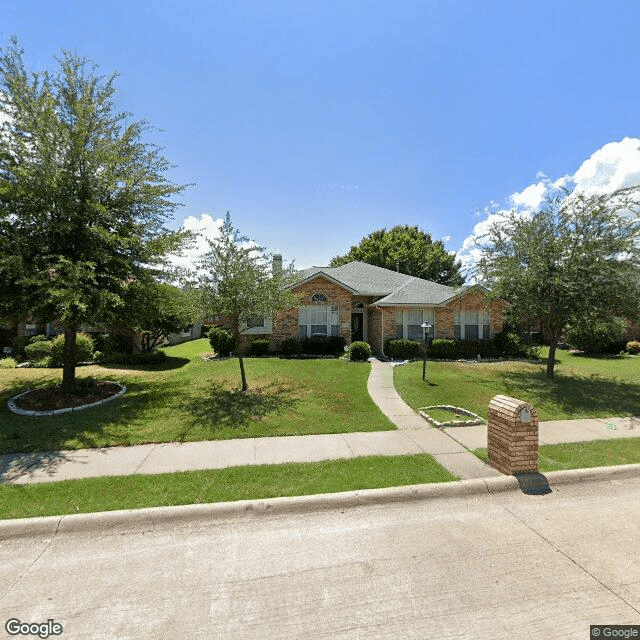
[394,347,640,421]
[474,437,640,471]
[0,454,458,520]
[0,339,394,454]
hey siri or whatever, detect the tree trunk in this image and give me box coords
[62,325,77,393]
[546,336,558,379]
[238,355,248,391]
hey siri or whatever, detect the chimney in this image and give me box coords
[272,254,283,276]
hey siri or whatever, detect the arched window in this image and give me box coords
[351,301,364,310]
[311,292,327,303]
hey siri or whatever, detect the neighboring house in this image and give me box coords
[166,320,204,345]
[239,260,505,355]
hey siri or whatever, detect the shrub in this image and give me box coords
[300,335,345,356]
[349,341,371,361]
[280,337,301,356]
[428,338,499,359]
[91,332,134,355]
[24,340,53,360]
[428,339,456,359]
[29,334,48,342]
[207,325,236,356]
[385,339,423,360]
[128,349,167,364]
[494,330,529,358]
[50,332,95,365]
[102,349,167,364]
[627,341,640,355]
[0,357,17,369]
[250,338,270,356]
[30,356,54,368]
[92,350,105,363]
[564,317,627,354]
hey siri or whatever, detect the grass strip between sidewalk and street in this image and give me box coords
[0,454,458,520]
[473,437,640,472]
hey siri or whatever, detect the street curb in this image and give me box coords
[2,463,640,540]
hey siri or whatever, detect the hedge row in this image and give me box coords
[383,331,540,360]
[280,335,346,356]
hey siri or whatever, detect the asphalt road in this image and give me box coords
[1,477,639,639]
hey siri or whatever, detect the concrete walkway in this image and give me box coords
[1,358,638,485]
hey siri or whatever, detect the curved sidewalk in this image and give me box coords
[1,359,638,485]
[365,358,500,479]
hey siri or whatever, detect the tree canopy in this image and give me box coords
[0,38,190,390]
[478,187,640,377]
[198,212,300,390]
[329,225,465,286]
[117,280,201,353]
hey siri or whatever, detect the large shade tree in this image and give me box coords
[199,212,300,390]
[330,224,465,286]
[477,187,640,377]
[0,38,189,391]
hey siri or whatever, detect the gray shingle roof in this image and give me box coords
[295,261,463,305]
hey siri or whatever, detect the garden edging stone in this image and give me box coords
[6,383,126,417]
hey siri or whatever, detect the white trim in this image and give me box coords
[395,308,435,340]
[298,305,339,338]
[454,309,491,339]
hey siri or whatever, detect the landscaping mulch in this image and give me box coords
[14,381,122,411]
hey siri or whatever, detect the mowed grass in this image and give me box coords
[0,339,394,454]
[0,454,458,520]
[395,347,640,421]
[474,437,640,472]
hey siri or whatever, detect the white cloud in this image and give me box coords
[573,137,640,194]
[457,137,640,277]
[509,181,548,211]
[169,213,223,272]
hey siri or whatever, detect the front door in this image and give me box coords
[351,313,363,342]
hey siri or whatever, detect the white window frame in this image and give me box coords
[454,309,491,340]
[298,305,340,338]
[395,308,435,340]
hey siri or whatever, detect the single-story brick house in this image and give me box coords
[239,260,506,355]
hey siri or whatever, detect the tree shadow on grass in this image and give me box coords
[498,369,640,418]
[0,378,156,455]
[180,380,299,433]
[97,356,190,372]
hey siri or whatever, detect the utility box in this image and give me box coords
[487,395,538,475]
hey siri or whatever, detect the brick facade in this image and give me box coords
[435,291,505,339]
[487,395,539,475]
[250,283,507,356]
[368,306,396,354]
[270,276,353,351]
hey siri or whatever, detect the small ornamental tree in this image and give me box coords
[118,280,201,352]
[478,187,640,377]
[199,212,300,390]
[0,39,190,391]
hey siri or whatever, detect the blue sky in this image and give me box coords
[4,0,640,272]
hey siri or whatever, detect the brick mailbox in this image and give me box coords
[487,395,539,475]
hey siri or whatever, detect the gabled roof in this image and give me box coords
[294,261,470,305]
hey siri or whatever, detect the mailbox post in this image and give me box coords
[487,395,539,475]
